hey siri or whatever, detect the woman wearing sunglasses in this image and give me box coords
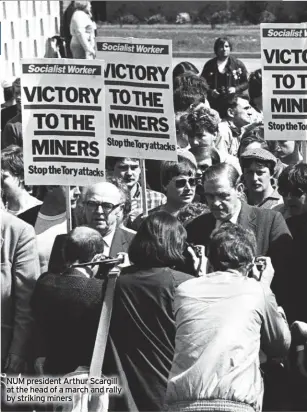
[131,155,197,231]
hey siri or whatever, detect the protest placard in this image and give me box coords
[96,37,177,161]
[22,58,106,185]
[261,23,307,140]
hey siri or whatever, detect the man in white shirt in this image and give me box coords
[217,94,253,156]
[35,185,80,273]
[82,182,135,256]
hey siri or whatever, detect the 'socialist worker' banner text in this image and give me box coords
[261,23,307,140]
[96,37,177,161]
[21,58,105,185]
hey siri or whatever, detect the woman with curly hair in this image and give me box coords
[180,106,241,173]
[200,37,248,111]
[181,106,221,149]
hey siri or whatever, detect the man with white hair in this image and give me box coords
[49,182,135,273]
[82,182,135,256]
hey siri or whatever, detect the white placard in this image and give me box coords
[22,58,106,185]
[96,37,177,160]
[261,23,307,140]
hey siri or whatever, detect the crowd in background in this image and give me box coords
[1,2,307,412]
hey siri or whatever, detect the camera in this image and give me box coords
[249,257,267,281]
[255,257,266,273]
[72,255,124,279]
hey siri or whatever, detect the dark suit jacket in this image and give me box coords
[286,212,307,323]
[31,267,104,374]
[48,226,135,274]
[186,202,293,308]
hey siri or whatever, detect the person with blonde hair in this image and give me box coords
[70,1,96,59]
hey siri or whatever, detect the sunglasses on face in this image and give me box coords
[85,201,122,213]
[278,187,305,198]
[175,177,197,189]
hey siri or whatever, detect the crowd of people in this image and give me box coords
[1,2,307,411]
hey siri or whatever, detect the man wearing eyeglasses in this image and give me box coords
[82,182,135,257]
[49,182,135,273]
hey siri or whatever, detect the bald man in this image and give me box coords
[48,182,135,273]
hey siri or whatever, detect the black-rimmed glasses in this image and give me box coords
[85,201,123,213]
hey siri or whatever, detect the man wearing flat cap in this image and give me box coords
[240,148,283,209]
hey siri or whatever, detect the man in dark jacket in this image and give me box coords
[200,37,248,112]
[31,226,105,375]
[2,78,22,149]
[186,163,293,310]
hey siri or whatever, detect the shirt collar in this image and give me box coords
[230,201,242,224]
[266,189,281,200]
[103,227,116,249]
[257,189,282,207]
[215,202,241,229]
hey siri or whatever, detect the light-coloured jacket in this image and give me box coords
[70,10,95,58]
[1,211,40,361]
[166,271,291,412]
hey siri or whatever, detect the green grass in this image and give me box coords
[96,24,261,53]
